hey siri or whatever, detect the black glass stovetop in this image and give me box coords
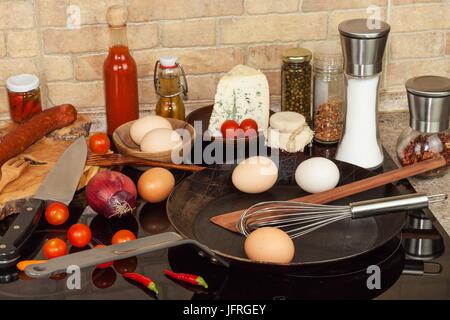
[0,145,448,300]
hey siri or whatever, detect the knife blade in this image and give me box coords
[0,137,87,267]
[34,137,87,205]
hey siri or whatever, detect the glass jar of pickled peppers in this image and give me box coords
[313,46,345,144]
[6,74,42,123]
[281,48,312,124]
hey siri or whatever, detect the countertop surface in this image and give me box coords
[379,112,450,235]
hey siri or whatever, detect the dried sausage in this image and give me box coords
[0,104,77,166]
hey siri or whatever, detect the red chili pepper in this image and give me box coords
[164,269,208,289]
[31,102,42,116]
[22,99,35,118]
[122,272,158,295]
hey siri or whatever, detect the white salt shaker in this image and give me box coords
[335,19,390,169]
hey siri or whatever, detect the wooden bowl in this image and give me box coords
[112,118,196,163]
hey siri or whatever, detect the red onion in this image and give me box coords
[86,170,137,218]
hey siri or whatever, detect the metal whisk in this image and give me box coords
[238,193,448,239]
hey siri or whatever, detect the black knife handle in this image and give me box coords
[0,198,43,266]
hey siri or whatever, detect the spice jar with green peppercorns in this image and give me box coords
[281,48,312,124]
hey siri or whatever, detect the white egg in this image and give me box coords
[140,128,183,153]
[232,156,278,194]
[130,115,172,145]
[295,157,340,193]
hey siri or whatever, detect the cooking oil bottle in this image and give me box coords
[154,56,188,120]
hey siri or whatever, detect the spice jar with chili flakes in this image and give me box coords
[281,48,312,124]
[396,75,450,178]
[312,45,344,144]
[6,74,42,123]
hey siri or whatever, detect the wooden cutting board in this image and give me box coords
[0,114,92,220]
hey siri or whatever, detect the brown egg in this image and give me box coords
[137,167,175,203]
[244,227,295,264]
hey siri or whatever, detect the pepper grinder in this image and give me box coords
[335,19,390,169]
[396,75,450,178]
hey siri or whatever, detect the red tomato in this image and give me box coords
[67,223,92,248]
[239,119,258,137]
[112,230,136,245]
[94,245,113,269]
[220,120,239,139]
[43,238,68,259]
[45,202,69,226]
[89,133,110,155]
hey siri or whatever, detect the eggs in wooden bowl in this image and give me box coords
[112,115,196,163]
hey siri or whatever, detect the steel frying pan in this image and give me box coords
[26,151,410,277]
[164,152,407,271]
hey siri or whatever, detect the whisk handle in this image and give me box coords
[350,193,448,219]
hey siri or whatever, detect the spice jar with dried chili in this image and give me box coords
[6,74,42,123]
[281,48,312,124]
[313,45,344,144]
[396,76,450,178]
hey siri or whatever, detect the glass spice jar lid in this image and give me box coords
[313,44,343,73]
[282,48,312,63]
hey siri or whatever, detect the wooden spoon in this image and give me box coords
[210,156,448,233]
[86,153,205,172]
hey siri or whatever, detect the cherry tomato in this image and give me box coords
[239,119,258,137]
[112,230,136,245]
[220,120,239,139]
[94,245,113,269]
[43,238,68,259]
[45,202,69,226]
[89,133,110,155]
[67,223,92,248]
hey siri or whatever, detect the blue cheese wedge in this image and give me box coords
[208,65,270,136]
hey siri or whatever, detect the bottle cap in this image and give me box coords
[106,5,128,27]
[313,43,343,73]
[339,19,390,77]
[6,74,40,93]
[406,75,450,133]
[160,56,178,68]
[282,48,312,63]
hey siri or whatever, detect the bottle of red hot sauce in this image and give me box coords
[103,5,139,135]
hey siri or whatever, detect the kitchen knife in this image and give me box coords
[0,137,87,267]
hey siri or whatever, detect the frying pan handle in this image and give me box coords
[350,193,448,219]
[402,260,442,276]
[25,232,229,278]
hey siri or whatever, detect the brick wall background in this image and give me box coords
[0,0,449,118]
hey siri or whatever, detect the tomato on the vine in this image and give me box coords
[220,120,239,139]
[45,202,69,226]
[89,133,110,155]
[112,230,136,245]
[67,223,92,248]
[43,238,67,259]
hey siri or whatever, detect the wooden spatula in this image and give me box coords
[210,156,448,233]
